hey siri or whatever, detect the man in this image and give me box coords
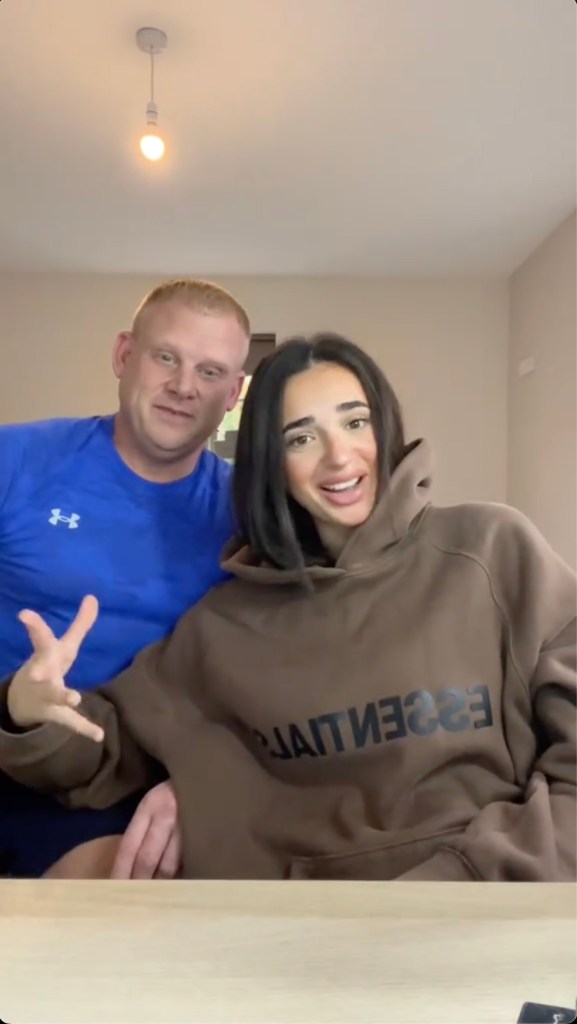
[0,277,250,878]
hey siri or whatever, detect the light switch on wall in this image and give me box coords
[518,356,536,377]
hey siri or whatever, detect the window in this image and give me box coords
[209,334,275,463]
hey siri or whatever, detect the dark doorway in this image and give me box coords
[209,333,276,463]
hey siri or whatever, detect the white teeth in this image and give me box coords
[323,478,360,492]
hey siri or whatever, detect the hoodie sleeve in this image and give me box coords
[0,604,204,809]
[401,507,576,882]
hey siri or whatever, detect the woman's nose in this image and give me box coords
[323,434,351,468]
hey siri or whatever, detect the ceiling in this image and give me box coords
[0,0,575,275]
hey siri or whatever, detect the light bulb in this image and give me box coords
[140,133,165,161]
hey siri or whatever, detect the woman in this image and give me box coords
[1,334,575,880]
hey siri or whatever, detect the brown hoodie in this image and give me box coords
[0,440,575,881]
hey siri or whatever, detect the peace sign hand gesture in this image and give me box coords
[7,595,104,743]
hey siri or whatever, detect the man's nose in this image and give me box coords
[167,366,198,399]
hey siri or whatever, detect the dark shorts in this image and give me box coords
[0,772,145,877]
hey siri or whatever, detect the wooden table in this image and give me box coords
[0,881,574,1023]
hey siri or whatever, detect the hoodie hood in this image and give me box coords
[222,439,433,585]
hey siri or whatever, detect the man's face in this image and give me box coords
[112,300,248,467]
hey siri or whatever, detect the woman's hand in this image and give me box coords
[7,595,104,742]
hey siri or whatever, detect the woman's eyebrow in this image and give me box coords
[337,400,369,412]
[282,415,314,434]
[282,401,369,434]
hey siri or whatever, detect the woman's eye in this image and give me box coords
[286,434,312,449]
[348,417,369,430]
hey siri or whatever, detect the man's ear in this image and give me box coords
[226,371,246,413]
[112,331,134,380]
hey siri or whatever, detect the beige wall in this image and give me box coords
[0,274,508,507]
[508,213,576,568]
[1,235,574,555]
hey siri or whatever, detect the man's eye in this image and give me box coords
[157,352,176,365]
[200,368,221,380]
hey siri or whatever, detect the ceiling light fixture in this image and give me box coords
[136,27,168,161]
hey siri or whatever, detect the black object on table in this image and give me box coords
[517,1002,576,1023]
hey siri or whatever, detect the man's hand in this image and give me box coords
[8,596,103,742]
[111,781,182,880]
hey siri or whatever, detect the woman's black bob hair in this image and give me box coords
[233,332,406,570]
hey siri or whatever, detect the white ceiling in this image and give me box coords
[0,0,575,275]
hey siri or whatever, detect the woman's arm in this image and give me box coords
[401,510,576,882]
[0,595,202,809]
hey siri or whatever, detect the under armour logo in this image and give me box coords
[49,508,80,529]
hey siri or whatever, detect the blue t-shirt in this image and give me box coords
[0,415,234,875]
[0,415,234,685]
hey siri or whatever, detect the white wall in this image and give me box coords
[0,274,509,507]
[508,213,576,568]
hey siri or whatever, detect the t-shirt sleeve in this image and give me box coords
[0,423,28,512]
[0,419,82,514]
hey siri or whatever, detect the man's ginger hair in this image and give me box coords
[131,278,250,337]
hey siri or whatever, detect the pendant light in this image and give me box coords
[136,27,168,161]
